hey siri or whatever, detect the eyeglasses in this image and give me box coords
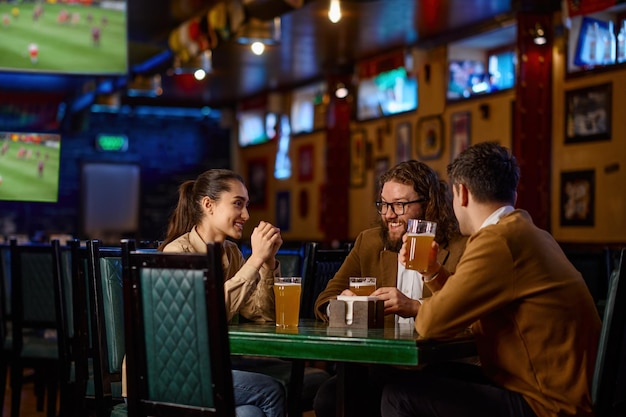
[375,198,427,215]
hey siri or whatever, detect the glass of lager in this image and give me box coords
[274,277,302,327]
[349,277,377,296]
[406,219,437,273]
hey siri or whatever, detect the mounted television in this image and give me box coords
[447,52,515,101]
[290,81,327,134]
[237,108,272,147]
[0,0,127,75]
[0,131,61,203]
[573,16,616,69]
[356,66,418,121]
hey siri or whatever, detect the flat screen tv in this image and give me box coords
[0,0,127,75]
[356,66,417,121]
[447,53,515,101]
[0,131,61,203]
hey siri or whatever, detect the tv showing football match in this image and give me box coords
[0,0,127,75]
[0,131,61,203]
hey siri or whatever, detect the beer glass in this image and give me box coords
[274,277,302,327]
[349,277,376,296]
[405,219,437,273]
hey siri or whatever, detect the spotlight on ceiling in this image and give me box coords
[236,17,281,55]
[335,83,348,99]
[532,23,547,45]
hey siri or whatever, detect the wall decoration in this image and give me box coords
[350,129,366,187]
[247,158,268,209]
[564,83,612,144]
[276,191,291,231]
[450,111,470,162]
[560,169,595,227]
[298,144,314,181]
[374,157,390,201]
[395,122,412,163]
[416,116,443,160]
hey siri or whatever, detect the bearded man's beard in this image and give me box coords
[378,217,403,252]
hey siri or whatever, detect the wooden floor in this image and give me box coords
[3,371,316,417]
[3,369,59,417]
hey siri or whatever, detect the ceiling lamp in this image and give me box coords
[171,49,212,79]
[532,23,547,45]
[328,0,341,23]
[335,83,348,99]
[236,17,281,55]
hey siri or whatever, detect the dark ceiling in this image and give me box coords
[124,0,524,108]
[0,0,561,111]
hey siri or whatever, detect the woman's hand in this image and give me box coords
[248,221,282,270]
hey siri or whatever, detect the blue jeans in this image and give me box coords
[233,370,285,417]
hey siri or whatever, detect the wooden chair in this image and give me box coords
[4,239,63,417]
[121,240,236,417]
[592,247,626,417]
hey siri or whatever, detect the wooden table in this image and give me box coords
[229,319,476,417]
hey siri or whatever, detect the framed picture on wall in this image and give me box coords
[560,169,595,227]
[276,191,291,231]
[564,83,612,144]
[298,144,314,181]
[450,111,470,162]
[416,116,443,160]
[247,158,268,209]
[350,129,366,187]
[395,122,411,163]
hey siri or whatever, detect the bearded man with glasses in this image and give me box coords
[312,160,468,417]
[315,159,466,327]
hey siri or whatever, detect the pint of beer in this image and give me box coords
[274,277,302,327]
[349,277,376,296]
[405,220,437,273]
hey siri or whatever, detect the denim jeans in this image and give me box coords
[233,369,285,417]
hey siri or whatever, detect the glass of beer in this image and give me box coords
[405,219,437,273]
[349,277,376,296]
[274,277,302,327]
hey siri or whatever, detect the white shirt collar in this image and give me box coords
[479,205,515,230]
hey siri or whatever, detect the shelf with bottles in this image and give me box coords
[566,5,626,74]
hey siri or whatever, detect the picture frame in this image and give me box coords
[247,158,268,209]
[350,129,366,187]
[559,169,595,227]
[297,144,314,182]
[450,111,471,162]
[395,122,412,163]
[416,116,443,160]
[276,190,291,231]
[564,83,612,144]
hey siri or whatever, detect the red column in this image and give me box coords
[514,12,553,231]
[321,75,351,243]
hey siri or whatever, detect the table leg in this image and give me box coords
[335,362,369,417]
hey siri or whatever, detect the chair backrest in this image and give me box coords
[592,247,626,417]
[86,240,125,412]
[299,241,352,319]
[10,239,60,350]
[122,240,235,417]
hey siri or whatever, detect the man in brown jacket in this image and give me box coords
[383,142,601,417]
[313,160,467,417]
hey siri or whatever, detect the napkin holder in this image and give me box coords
[328,296,384,329]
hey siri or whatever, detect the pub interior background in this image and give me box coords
[0,0,625,252]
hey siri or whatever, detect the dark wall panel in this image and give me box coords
[0,108,231,243]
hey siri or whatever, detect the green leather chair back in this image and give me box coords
[122,241,235,417]
[141,266,214,405]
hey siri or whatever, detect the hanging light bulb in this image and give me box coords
[251,41,265,55]
[328,0,341,23]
